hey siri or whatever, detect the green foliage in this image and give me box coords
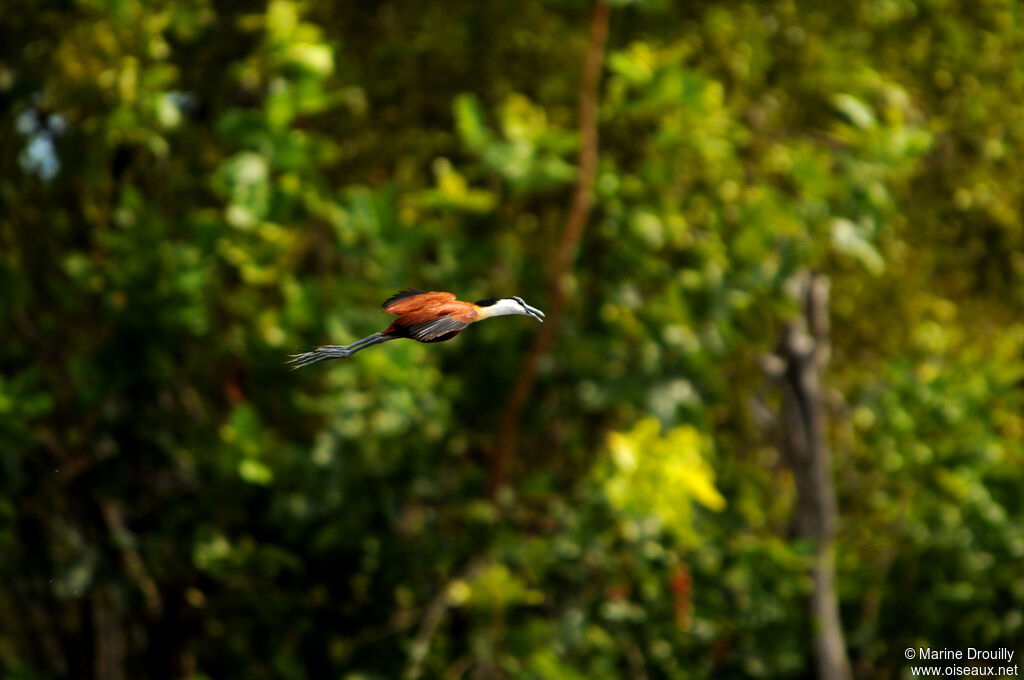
[601,418,724,543]
[2,0,1023,678]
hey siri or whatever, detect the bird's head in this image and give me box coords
[475,296,545,323]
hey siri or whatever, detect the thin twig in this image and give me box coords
[98,500,163,618]
[404,559,485,680]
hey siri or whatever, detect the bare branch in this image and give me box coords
[490,0,610,497]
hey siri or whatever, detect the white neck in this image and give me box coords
[480,298,524,318]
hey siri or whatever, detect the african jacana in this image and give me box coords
[288,290,545,368]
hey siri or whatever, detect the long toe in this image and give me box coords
[288,350,322,369]
[288,345,358,369]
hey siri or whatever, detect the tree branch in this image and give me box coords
[490,0,610,497]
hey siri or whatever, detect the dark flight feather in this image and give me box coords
[404,316,470,342]
[382,289,425,308]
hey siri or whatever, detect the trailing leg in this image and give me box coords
[287,333,395,369]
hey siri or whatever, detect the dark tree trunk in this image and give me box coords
[770,272,852,680]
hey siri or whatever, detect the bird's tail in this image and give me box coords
[287,333,394,369]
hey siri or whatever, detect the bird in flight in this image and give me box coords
[288,290,545,368]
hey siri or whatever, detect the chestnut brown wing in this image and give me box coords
[382,290,457,315]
